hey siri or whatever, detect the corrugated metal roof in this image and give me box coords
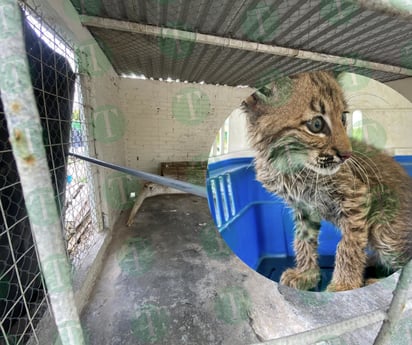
[70,0,412,86]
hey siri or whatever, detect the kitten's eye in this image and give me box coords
[306,116,325,134]
[342,112,349,126]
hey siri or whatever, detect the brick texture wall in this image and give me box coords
[119,78,253,174]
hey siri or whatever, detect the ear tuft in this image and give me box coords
[242,92,265,124]
[243,93,259,108]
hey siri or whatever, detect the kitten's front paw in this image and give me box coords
[326,282,362,292]
[280,268,320,290]
[365,278,380,286]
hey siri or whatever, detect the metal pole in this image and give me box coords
[248,309,387,345]
[374,259,412,345]
[69,152,208,198]
[0,1,85,344]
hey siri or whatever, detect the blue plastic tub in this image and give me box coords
[207,155,412,289]
[394,156,412,176]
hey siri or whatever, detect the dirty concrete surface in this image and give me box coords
[81,195,411,345]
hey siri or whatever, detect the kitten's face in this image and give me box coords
[244,71,352,176]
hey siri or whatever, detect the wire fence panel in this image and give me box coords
[0,8,51,343]
[0,2,102,344]
[66,156,102,267]
[64,71,102,267]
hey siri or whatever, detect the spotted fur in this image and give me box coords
[243,71,412,291]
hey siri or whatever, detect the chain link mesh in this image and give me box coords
[0,4,101,344]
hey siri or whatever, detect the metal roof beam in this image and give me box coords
[80,15,412,77]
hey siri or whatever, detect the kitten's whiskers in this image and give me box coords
[347,158,370,192]
[351,153,384,193]
[352,151,384,192]
[345,159,360,193]
[290,165,308,194]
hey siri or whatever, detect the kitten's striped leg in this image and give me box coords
[327,223,368,292]
[326,184,370,292]
[280,209,321,290]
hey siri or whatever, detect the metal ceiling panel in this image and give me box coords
[89,26,406,86]
[70,0,412,85]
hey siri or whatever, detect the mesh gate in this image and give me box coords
[0,4,101,344]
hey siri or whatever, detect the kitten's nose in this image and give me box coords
[337,151,352,162]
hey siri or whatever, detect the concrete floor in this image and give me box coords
[81,194,411,345]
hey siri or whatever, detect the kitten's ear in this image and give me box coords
[326,70,341,79]
[243,93,259,108]
[243,83,274,108]
[242,92,264,124]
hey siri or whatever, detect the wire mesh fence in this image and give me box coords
[23,1,103,264]
[0,2,101,344]
[64,73,102,268]
[65,156,102,268]
[0,187,50,345]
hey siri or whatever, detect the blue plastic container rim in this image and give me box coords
[207,157,254,174]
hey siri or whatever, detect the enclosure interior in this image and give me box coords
[1,1,412,345]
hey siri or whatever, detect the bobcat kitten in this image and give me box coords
[243,71,412,292]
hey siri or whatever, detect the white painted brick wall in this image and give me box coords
[88,73,127,229]
[119,78,252,174]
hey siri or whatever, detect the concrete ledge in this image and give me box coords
[80,194,412,344]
